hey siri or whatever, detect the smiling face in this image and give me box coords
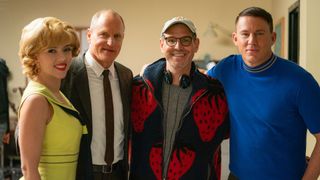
[19,17,79,80]
[232,16,276,67]
[87,11,124,68]
[36,44,73,82]
[160,23,199,74]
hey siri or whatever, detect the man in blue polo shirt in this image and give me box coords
[207,6,320,180]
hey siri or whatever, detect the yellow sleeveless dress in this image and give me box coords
[19,81,87,180]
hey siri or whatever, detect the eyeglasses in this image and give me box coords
[163,36,194,47]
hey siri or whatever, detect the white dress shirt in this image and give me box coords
[85,52,124,165]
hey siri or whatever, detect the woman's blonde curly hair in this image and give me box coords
[19,17,80,80]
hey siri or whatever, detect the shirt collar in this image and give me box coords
[243,54,277,73]
[85,52,116,78]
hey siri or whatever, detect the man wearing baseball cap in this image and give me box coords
[129,16,229,179]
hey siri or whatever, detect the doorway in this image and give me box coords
[288,1,300,64]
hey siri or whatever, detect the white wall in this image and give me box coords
[300,0,320,167]
[300,0,320,82]
[271,0,320,81]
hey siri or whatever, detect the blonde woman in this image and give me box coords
[17,17,86,180]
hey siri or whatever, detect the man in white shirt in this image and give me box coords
[61,9,133,180]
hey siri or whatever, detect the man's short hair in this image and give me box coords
[90,9,125,31]
[235,7,273,32]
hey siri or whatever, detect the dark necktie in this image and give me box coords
[102,70,114,164]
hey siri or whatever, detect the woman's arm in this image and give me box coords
[18,94,52,180]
